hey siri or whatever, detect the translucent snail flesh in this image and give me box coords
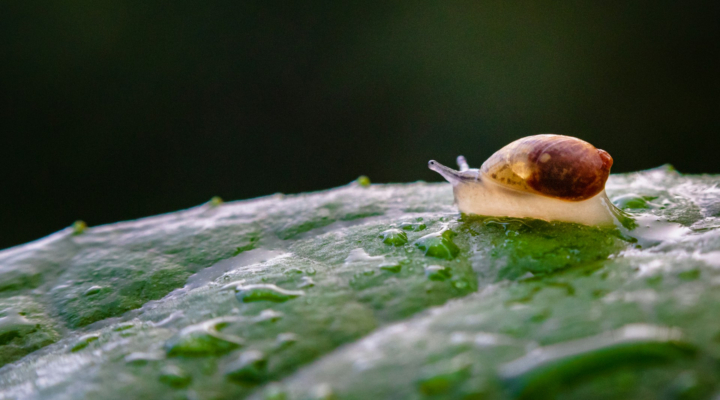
[428,134,621,226]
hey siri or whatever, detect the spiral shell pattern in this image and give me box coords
[480,134,613,201]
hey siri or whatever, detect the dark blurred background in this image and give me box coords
[1,1,718,250]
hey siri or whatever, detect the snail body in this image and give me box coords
[428,134,620,226]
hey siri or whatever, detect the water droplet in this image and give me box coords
[344,248,385,264]
[299,276,315,288]
[414,231,460,260]
[400,222,427,232]
[452,279,468,289]
[378,262,401,273]
[379,229,408,246]
[150,311,184,328]
[356,175,371,187]
[425,265,451,281]
[71,220,87,235]
[113,322,134,331]
[285,268,303,275]
[71,333,100,352]
[159,365,192,388]
[612,194,653,210]
[628,215,690,247]
[254,309,284,323]
[124,351,165,365]
[274,332,299,351]
[165,317,244,357]
[232,284,305,303]
[306,267,317,275]
[225,350,268,384]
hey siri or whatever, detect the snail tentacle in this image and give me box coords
[428,160,477,184]
[456,155,469,172]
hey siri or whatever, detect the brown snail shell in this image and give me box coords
[428,134,621,226]
[480,134,613,201]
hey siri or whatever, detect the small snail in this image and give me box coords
[429,134,621,226]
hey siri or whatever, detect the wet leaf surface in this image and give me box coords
[1,167,719,399]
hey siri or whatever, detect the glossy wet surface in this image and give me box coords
[1,166,719,399]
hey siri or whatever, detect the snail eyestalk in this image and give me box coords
[428,160,467,185]
[456,155,469,172]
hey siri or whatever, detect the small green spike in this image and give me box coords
[72,220,87,235]
[208,196,224,207]
[357,175,371,187]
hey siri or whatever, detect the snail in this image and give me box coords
[428,134,621,226]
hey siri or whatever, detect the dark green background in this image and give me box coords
[1,1,718,250]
